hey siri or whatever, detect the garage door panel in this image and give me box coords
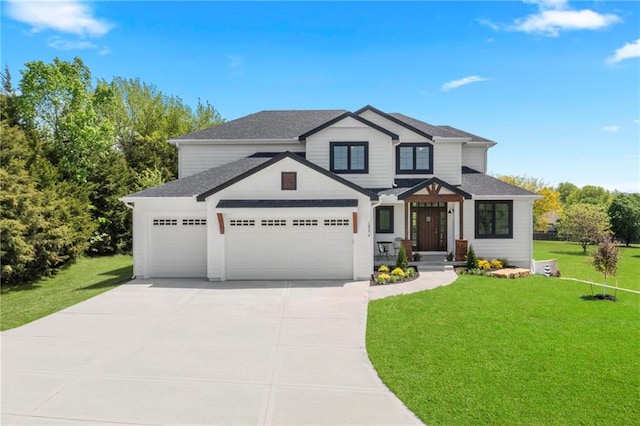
[226,215,353,280]
[149,218,207,277]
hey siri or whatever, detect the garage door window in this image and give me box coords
[293,219,318,226]
[324,219,350,226]
[261,219,287,226]
[230,219,255,226]
[182,219,206,226]
[153,219,178,226]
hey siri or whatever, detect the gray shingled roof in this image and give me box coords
[172,110,347,140]
[460,169,539,196]
[388,113,463,138]
[124,157,270,198]
[437,125,494,143]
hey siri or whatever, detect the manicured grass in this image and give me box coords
[367,275,640,425]
[1,255,133,331]
[534,240,640,291]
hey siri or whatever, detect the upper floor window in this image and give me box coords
[330,142,368,174]
[475,200,513,239]
[396,143,432,174]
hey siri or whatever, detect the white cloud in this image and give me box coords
[482,0,620,37]
[602,125,620,132]
[513,9,620,37]
[48,36,96,50]
[6,0,112,37]
[440,76,490,92]
[607,39,640,64]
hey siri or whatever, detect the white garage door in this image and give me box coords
[149,218,207,277]
[226,216,353,280]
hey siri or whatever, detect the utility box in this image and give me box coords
[455,239,468,262]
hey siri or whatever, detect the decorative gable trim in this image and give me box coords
[355,104,434,140]
[196,151,379,202]
[298,112,399,142]
[398,177,472,200]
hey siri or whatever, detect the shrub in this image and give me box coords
[490,259,503,269]
[466,245,478,270]
[406,267,416,277]
[396,246,409,270]
[376,273,390,284]
[478,259,491,270]
[391,267,405,277]
[497,258,509,268]
[378,265,390,273]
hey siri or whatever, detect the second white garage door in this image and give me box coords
[226,216,354,280]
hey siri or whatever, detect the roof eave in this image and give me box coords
[168,138,301,145]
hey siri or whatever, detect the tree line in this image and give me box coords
[497,176,640,251]
[1,57,223,286]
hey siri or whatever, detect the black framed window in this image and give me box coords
[396,143,432,174]
[376,206,394,233]
[475,200,513,239]
[330,142,368,173]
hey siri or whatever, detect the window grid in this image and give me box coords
[153,219,178,226]
[324,219,350,227]
[261,219,287,226]
[292,219,318,226]
[182,219,207,226]
[229,219,255,227]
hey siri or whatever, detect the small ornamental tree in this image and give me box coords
[466,245,478,270]
[591,236,620,297]
[396,246,409,270]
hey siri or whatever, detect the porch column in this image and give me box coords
[404,200,409,240]
[459,199,464,239]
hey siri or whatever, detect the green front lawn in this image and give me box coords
[367,275,640,425]
[1,255,133,331]
[534,240,640,291]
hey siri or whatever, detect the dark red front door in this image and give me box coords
[412,204,447,251]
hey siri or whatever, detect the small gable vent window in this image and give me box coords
[182,219,206,226]
[261,219,287,226]
[293,219,318,226]
[153,219,177,226]
[324,219,350,226]
[281,172,297,190]
[230,219,255,227]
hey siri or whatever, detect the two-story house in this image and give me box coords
[121,105,539,281]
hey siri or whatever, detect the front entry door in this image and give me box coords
[412,203,447,251]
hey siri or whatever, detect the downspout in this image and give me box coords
[122,200,135,278]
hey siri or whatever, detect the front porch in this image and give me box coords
[374,252,464,272]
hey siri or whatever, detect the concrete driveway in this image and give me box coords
[1,279,422,425]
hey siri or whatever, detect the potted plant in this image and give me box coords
[446,252,454,261]
[413,252,422,261]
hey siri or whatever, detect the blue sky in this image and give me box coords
[2,0,639,192]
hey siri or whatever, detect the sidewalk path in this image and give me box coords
[368,270,459,301]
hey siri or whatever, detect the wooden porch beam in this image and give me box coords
[216,212,225,235]
[352,212,358,234]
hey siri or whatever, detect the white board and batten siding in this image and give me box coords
[178,142,303,178]
[433,143,462,185]
[463,198,535,268]
[130,199,207,278]
[206,156,373,281]
[305,116,394,189]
